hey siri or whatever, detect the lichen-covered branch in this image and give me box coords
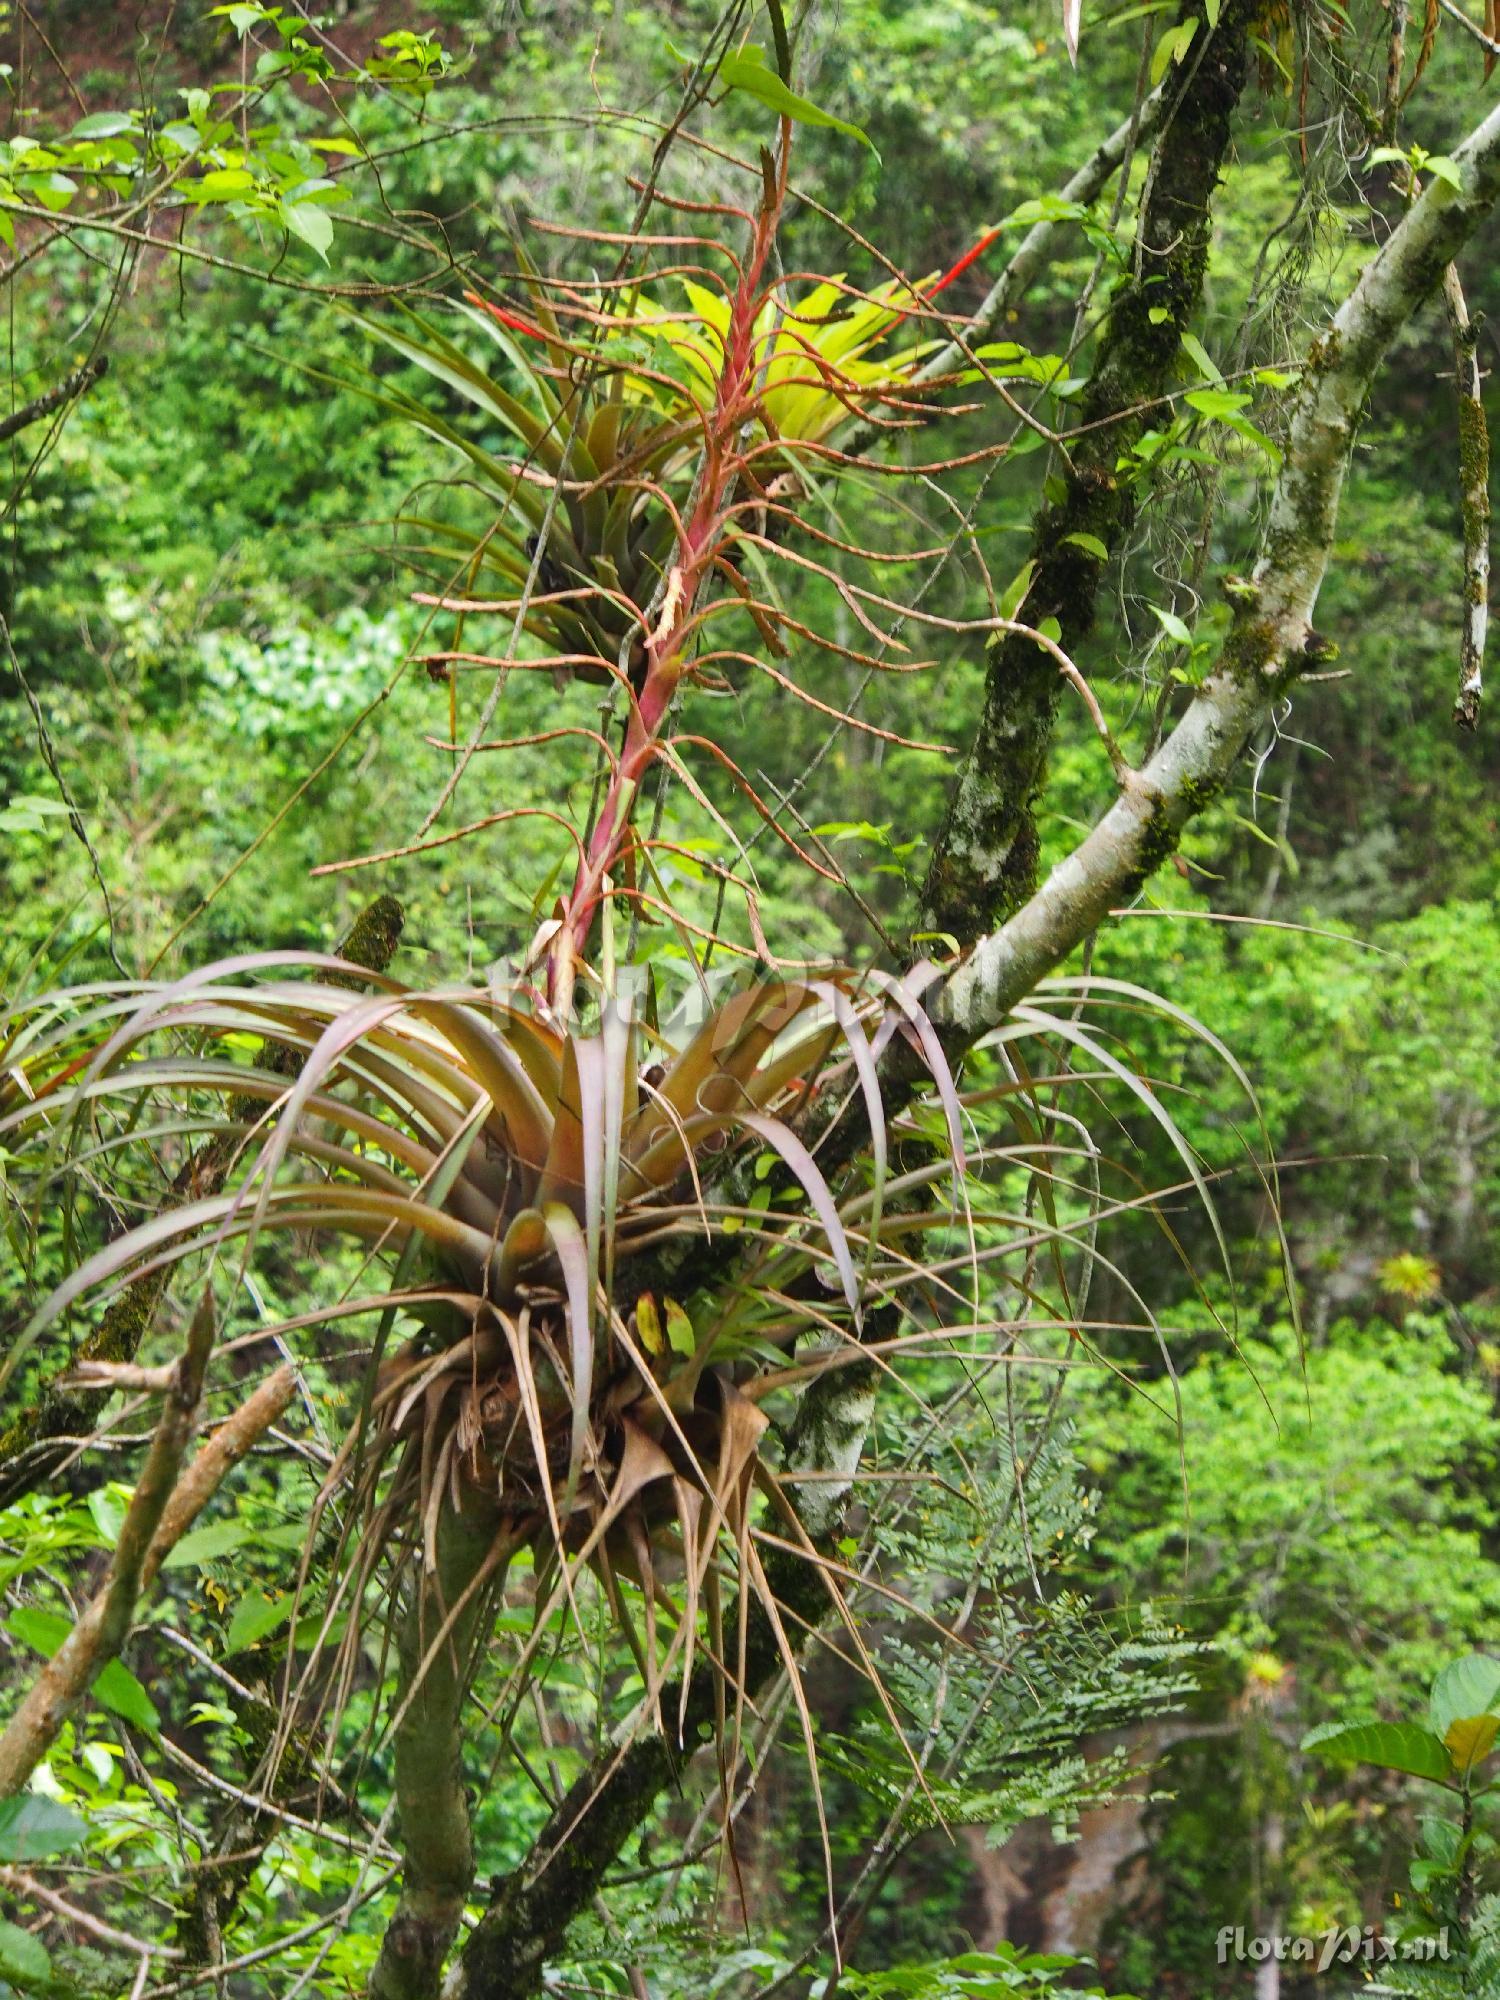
[161,1369,302,1969]
[0,894,404,1507]
[0,1293,214,1797]
[919,0,1252,947]
[941,95,1500,1037]
[781,1352,878,1540]
[1444,263,1489,729]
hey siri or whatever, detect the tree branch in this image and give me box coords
[145,1363,297,1580]
[0,1291,214,1797]
[920,0,1254,947]
[0,355,108,445]
[941,95,1500,1037]
[370,1497,513,2000]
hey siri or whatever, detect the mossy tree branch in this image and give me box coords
[1444,262,1489,729]
[919,0,1254,945]
[371,1498,515,2000]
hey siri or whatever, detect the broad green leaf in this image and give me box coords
[1179,330,1224,384]
[195,167,256,200]
[282,200,333,261]
[0,1918,49,1986]
[211,2,274,31]
[1152,604,1193,645]
[718,47,876,153]
[997,559,1036,622]
[1185,387,1252,420]
[69,112,136,139]
[0,1796,85,1862]
[6,1607,159,1733]
[1062,531,1109,560]
[1150,16,1197,82]
[1004,195,1087,227]
[29,172,77,212]
[0,795,71,835]
[1302,1720,1454,1784]
[95,1659,158,1733]
[87,1486,128,1547]
[1431,1655,1500,1740]
[224,1593,293,1654]
[162,1519,254,1569]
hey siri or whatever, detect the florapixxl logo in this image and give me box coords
[1215,1925,1451,1972]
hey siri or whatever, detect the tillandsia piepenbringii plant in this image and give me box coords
[0,928,1272,1990]
[0,58,1292,2000]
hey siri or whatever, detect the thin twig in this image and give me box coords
[0,1864,182,1961]
[0,355,108,444]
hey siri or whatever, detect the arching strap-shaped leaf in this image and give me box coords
[732,1110,861,1326]
[541,1202,596,1512]
[349,305,576,476]
[404,997,556,1184]
[481,999,566,1102]
[624,980,821,1173]
[870,962,967,1179]
[599,999,635,1300]
[1002,1002,1235,1309]
[741,1017,844,1110]
[2,1185,499,1395]
[536,1031,588,1213]
[807,981,887,1286]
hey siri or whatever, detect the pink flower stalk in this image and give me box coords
[543,134,792,1010]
